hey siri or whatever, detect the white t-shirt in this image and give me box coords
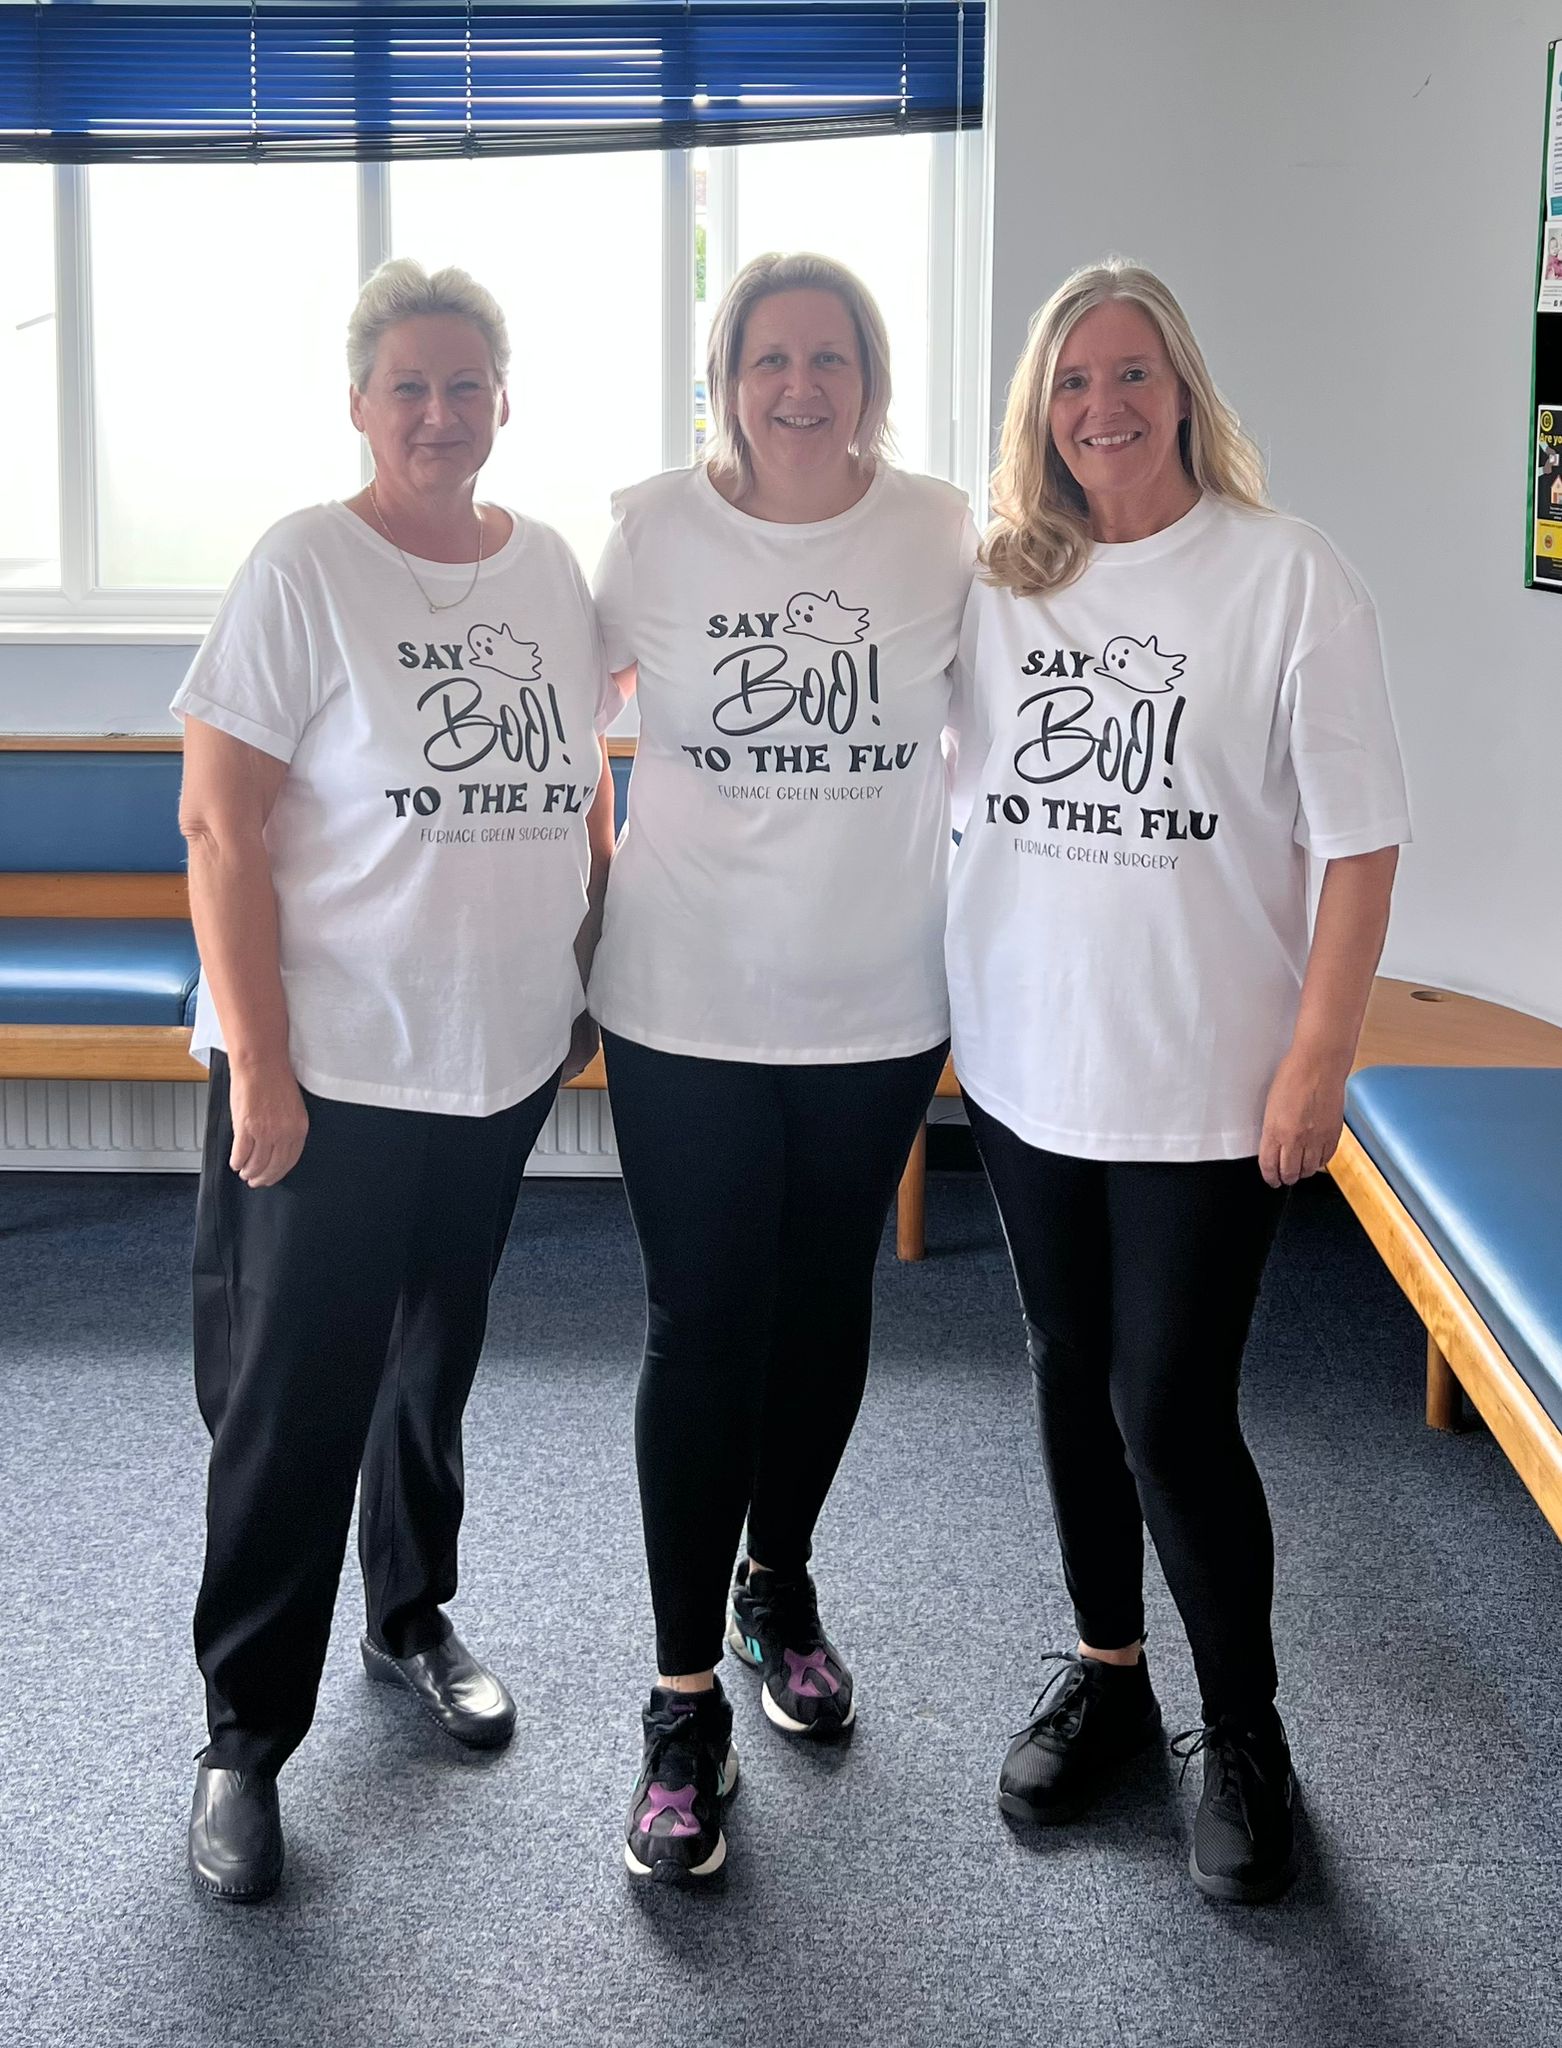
[946,495,1411,1161]
[171,502,618,1116]
[589,463,976,1062]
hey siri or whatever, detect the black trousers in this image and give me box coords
[603,1030,948,1677]
[965,1092,1287,1723]
[192,1051,558,1775]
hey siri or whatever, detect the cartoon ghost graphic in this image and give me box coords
[782,590,870,644]
[467,622,541,682]
[1093,635,1185,694]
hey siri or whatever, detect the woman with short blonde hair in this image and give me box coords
[174,258,617,1903]
[947,258,1410,1903]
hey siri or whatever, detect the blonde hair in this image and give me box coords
[347,257,510,391]
[984,258,1268,597]
[704,251,894,499]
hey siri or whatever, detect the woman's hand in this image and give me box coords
[1257,1046,1347,1189]
[560,1010,601,1086]
[228,1058,310,1188]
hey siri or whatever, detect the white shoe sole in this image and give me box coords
[726,1614,858,1735]
[623,1745,739,1882]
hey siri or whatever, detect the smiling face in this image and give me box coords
[733,288,865,494]
[1047,299,1191,527]
[349,314,509,503]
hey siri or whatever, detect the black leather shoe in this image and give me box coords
[998,1650,1162,1824]
[188,1765,283,1902]
[361,1631,516,1748]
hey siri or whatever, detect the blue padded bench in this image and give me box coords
[0,738,637,1089]
[1329,1011,1562,1545]
[0,743,203,1082]
[0,918,198,1027]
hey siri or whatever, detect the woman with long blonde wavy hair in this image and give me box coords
[945,258,1410,1903]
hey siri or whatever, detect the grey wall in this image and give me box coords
[986,0,1562,1023]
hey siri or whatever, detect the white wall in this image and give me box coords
[0,641,189,734]
[987,0,1562,1024]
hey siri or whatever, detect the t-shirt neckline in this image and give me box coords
[326,498,527,578]
[1085,492,1218,566]
[697,459,889,538]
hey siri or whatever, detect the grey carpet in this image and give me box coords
[1,1166,1558,2048]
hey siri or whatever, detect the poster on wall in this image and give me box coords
[1549,44,1562,215]
[1534,406,1562,585]
[1541,221,1562,313]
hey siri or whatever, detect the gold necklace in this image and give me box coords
[367,481,486,614]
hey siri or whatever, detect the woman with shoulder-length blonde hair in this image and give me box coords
[590,249,976,1884]
[946,258,1410,1903]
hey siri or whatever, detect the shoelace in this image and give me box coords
[1169,1722,1280,1833]
[1011,1651,1089,1740]
[749,1570,825,1651]
[641,1705,713,1794]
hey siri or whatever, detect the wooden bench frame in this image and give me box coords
[1329,1125,1562,1541]
[1322,980,1562,1544]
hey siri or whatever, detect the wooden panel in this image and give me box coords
[0,1024,206,1082]
[1354,978,1562,1070]
[0,872,188,918]
[897,1125,928,1262]
[562,1047,607,1090]
[0,735,182,752]
[1426,1332,1464,1432]
[1329,1127,1562,1542]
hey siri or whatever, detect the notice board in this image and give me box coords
[1530,42,1562,586]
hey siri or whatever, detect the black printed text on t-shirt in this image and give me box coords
[678,597,919,784]
[380,627,597,829]
[978,635,1218,862]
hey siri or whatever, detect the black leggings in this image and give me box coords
[603,1030,948,1677]
[192,1052,558,1775]
[965,1093,1287,1722]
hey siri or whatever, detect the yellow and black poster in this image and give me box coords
[1535,406,1562,584]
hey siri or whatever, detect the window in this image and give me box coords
[3,133,983,627]
[1,167,60,592]
[89,165,359,589]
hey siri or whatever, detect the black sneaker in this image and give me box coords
[998,1651,1162,1824]
[623,1682,739,1884]
[726,1562,856,1737]
[1173,1710,1297,1903]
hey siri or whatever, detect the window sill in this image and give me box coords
[0,621,209,645]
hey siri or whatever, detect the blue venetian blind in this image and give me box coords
[0,2,984,163]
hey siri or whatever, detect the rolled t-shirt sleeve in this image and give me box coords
[1284,598,1411,858]
[170,552,318,764]
[591,515,637,675]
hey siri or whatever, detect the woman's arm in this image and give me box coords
[1257,845,1400,1188]
[560,729,622,1081]
[178,716,309,1188]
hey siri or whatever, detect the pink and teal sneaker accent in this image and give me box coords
[726,1561,857,1737]
[623,1681,739,1884]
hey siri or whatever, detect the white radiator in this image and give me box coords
[0,1079,621,1175]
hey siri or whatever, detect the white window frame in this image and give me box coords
[1,132,986,642]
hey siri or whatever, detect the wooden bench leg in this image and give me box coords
[896,1124,928,1262]
[1426,1331,1464,1431]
